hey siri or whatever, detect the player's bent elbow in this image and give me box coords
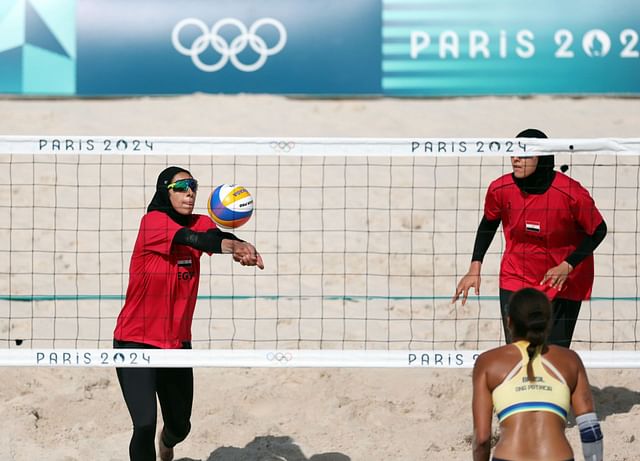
[472,438,491,461]
[472,429,492,452]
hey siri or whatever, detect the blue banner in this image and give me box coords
[76,0,381,95]
[382,0,640,96]
[0,0,638,96]
[0,0,382,96]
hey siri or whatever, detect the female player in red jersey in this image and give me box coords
[472,287,603,461]
[113,166,264,461]
[453,129,607,347]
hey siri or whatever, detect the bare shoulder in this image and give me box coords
[546,344,581,363]
[544,345,583,382]
[474,344,522,390]
[475,344,515,369]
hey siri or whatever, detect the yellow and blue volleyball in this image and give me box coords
[207,184,254,228]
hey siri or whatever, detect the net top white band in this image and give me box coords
[2,349,638,368]
[2,136,640,156]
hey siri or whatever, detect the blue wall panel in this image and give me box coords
[76,0,382,95]
[0,0,638,96]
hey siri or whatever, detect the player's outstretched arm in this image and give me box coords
[453,216,499,305]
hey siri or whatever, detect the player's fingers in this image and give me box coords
[540,273,550,286]
[255,253,264,270]
[461,288,469,306]
[452,282,466,303]
[239,247,257,263]
[451,287,461,303]
[557,275,567,289]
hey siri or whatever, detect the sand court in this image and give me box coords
[0,95,639,460]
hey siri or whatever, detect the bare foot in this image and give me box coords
[158,429,174,461]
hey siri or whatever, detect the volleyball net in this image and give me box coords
[1,136,639,367]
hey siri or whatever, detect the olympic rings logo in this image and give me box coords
[172,18,287,72]
[269,141,296,153]
[266,352,293,362]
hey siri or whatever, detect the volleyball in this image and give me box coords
[207,184,254,228]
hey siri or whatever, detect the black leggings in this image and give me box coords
[114,340,193,461]
[500,289,582,348]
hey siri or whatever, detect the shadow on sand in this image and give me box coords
[566,384,640,427]
[591,384,640,420]
[175,435,350,461]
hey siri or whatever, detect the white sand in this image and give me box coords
[0,95,639,460]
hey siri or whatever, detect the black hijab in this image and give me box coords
[147,166,193,226]
[513,128,555,195]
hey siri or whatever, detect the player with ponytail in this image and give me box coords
[472,288,603,461]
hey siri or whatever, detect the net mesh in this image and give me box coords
[1,137,639,365]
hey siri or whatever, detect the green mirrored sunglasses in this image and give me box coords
[167,178,198,192]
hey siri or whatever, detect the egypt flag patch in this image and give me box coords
[525,221,540,233]
[177,259,193,267]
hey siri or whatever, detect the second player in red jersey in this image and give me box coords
[453,129,607,347]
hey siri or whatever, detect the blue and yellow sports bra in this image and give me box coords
[492,341,570,423]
